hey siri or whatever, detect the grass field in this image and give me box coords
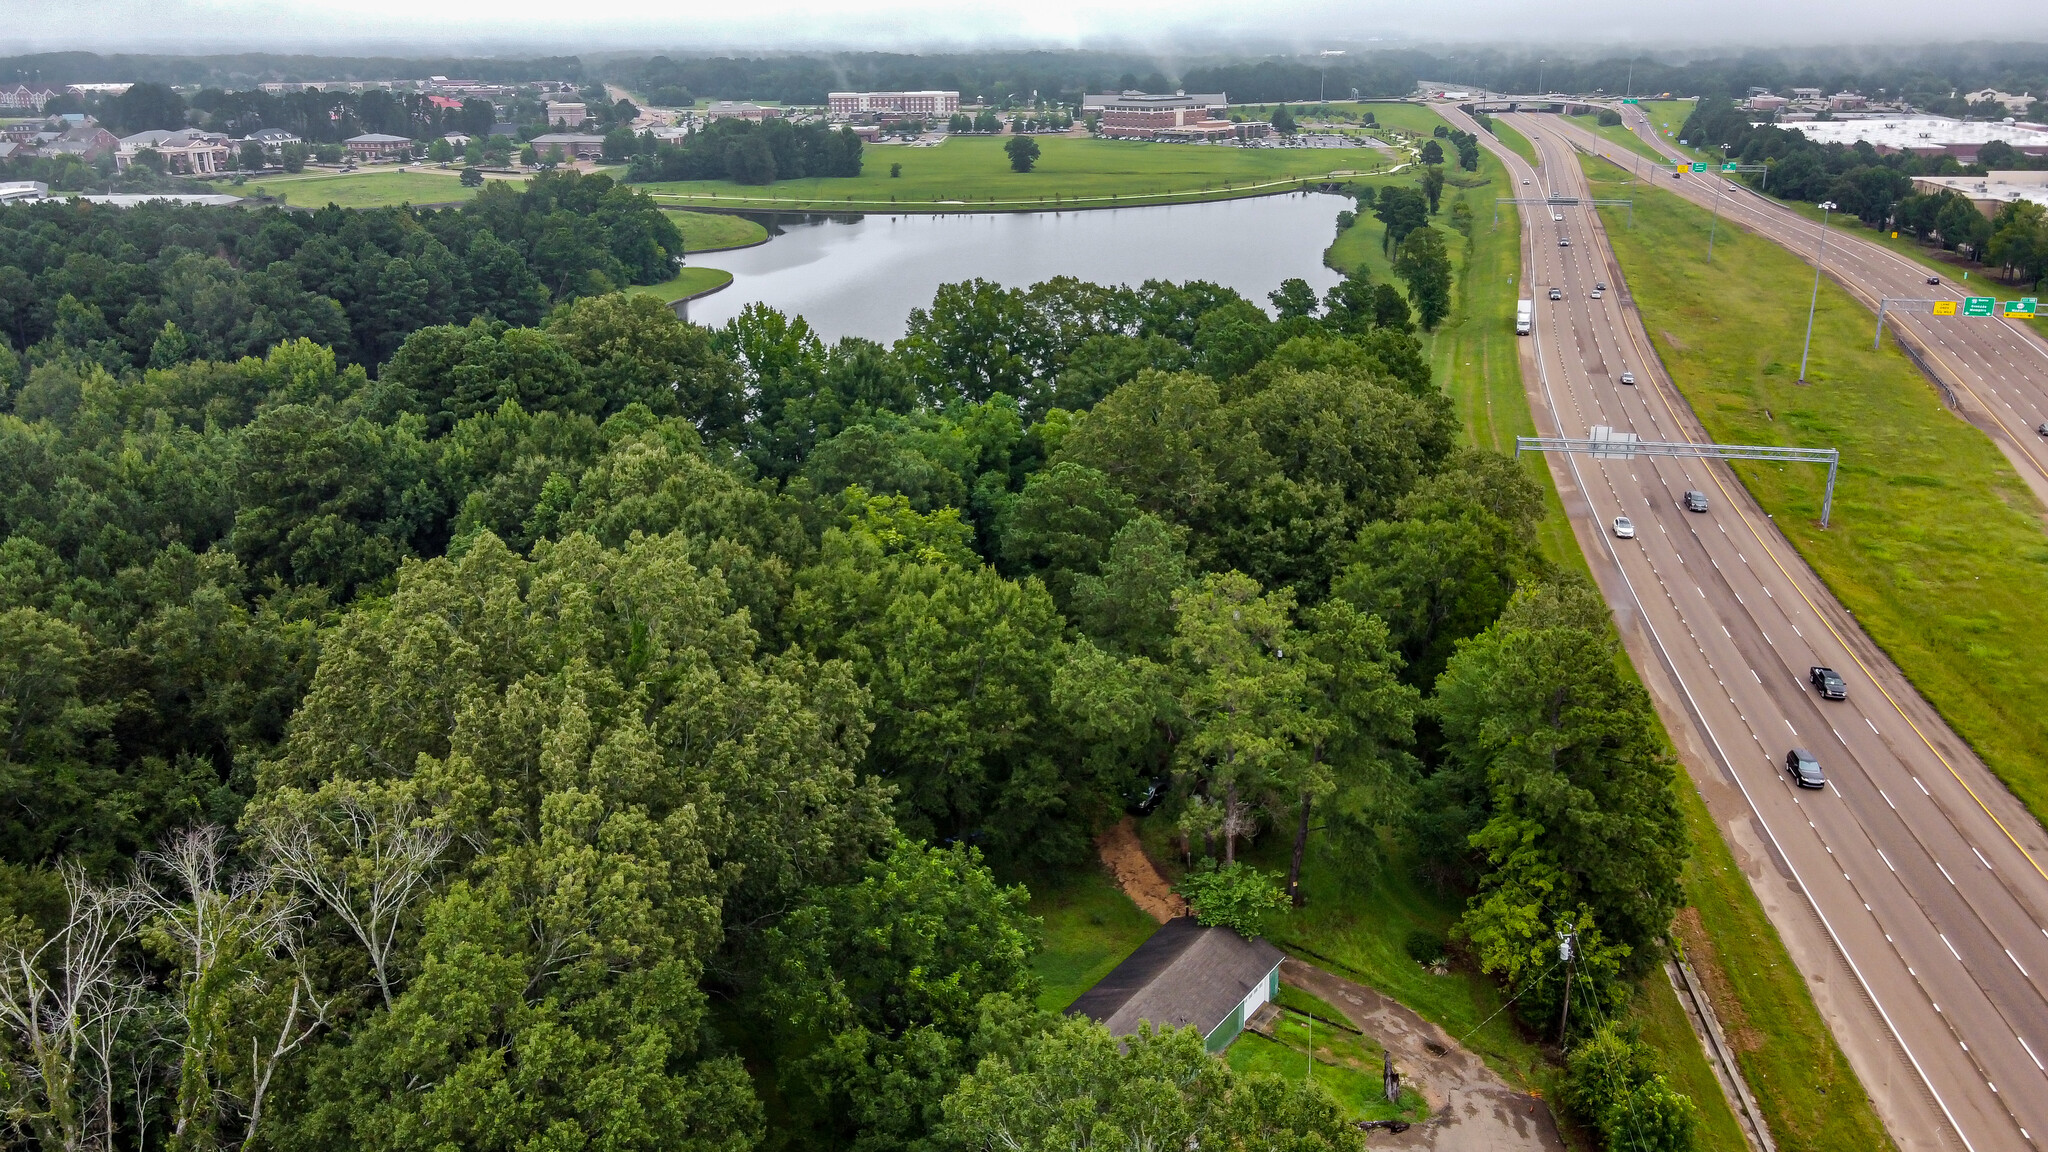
[669,210,769,251]
[1027,863,1160,1011]
[1586,150,2048,827]
[1567,110,1668,162]
[242,169,481,208]
[631,134,1395,212]
[623,266,734,304]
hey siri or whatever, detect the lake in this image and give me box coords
[684,192,1353,341]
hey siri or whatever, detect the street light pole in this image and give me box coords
[1799,201,1837,384]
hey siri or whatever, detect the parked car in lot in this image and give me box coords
[1683,490,1709,512]
[1613,515,1635,538]
[1619,370,1635,385]
[1810,665,1847,699]
[1786,748,1825,789]
[1549,287,1563,300]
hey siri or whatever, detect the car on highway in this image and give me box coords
[2038,421,2048,438]
[1810,666,1847,699]
[1683,490,1709,512]
[1619,370,1635,385]
[1552,212,1564,221]
[1548,287,1563,300]
[1594,281,1606,291]
[1612,516,1635,538]
[1522,178,1530,185]
[1925,275,1941,285]
[1559,237,1571,246]
[1590,289,1604,300]
[1785,748,1825,789]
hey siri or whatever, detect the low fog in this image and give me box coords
[19,0,2048,56]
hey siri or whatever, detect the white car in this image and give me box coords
[1613,516,1636,539]
[1619,370,1635,385]
[1522,178,1531,185]
[1559,237,1571,247]
[1590,289,1604,300]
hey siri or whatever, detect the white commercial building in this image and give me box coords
[1911,171,2048,216]
[828,90,960,118]
[1783,115,2048,163]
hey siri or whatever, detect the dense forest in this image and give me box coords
[0,183,1692,1150]
[623,118,864,185]
[0,171,682,373]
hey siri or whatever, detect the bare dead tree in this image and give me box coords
[0,864,147,1152]
[137,825,305,1151]
[254,787,449,1009]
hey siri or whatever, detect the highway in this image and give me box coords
[1548,106,2048,506]
[1442,102,2048,1152]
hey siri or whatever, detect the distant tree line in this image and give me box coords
[622,118,863,185]
[0,171,680,373]
[0,49,581,89]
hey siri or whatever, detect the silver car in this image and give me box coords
[1619,370,1635,385]
[1613,516,1636,539]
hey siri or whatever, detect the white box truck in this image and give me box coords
[1515,299,1532,335]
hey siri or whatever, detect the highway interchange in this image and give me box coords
[1440,101,2048,1152]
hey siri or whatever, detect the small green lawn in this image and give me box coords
[1026,864,1160,1011]
[1639,98,1706,158]
[1567,110,1667,162]
[632,135,1394,212]
[241,169,480,209]
[1226,1008,1426,1124]
[623,266,733,304]
[1493,118,1540,169]
[1587,150,2048,827]
[668,210,768,252]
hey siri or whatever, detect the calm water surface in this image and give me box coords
[686,192,1351,341]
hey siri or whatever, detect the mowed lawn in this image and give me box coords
[623,266,734,304]
[632,134,1393,210]
[1587,151,2048,825]
[243,169,481,209]
[668,210,768,251]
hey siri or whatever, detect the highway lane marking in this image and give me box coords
[1882,789,1896,809]
[1868,718,1880,735]
[1977,847,1995,871]
[1940,862,1959,886]
[2021,1035,2044,1071]
[1944,933,1964,961]
[2011,949,2030,978]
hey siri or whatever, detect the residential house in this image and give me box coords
[1065,918,1283,1053]
[248,128,302,149]
[344,132,414,160]
[117,129,233,174]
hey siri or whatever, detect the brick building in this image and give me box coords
[1082,91,1262,141]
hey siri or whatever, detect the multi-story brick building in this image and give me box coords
[828,91,960,118]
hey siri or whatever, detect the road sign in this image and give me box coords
[1690,163,1707,172]
[1622,98,1639,104]
[1933,300,1958,316]
[1963,296,1996,317]
[1721,162,1739,171]
[2005,297,2039,318]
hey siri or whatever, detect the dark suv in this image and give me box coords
[1809,666,1847,700]
[1786,748,1825,789]
[1683,490,1709,512]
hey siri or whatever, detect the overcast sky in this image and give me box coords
[13,0,2048,57]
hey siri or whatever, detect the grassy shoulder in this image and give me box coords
[1567,111,1667,162]
[668,209,769,251]
[623,265,733,303]
[240,169,481,208]
[1586,150,2048,827]
[632,135,1394,212]
[1493,117,1540,169]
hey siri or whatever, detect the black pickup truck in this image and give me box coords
[1810,666,1847,700]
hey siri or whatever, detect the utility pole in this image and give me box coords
[1707,144,1731,264]
[1799,200,1838,383]
[1556,927,1577,1046]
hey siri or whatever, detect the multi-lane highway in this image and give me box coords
[1548,106,2048,506]
[1442,102,2048,1152]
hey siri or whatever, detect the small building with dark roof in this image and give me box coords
[1064,917,1283,1052]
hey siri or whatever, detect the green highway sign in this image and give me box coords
[1691,163,1707,172]
[2005,297,2039,318]
[1622,98,1639,104]
[1963,296,1996,317]
[1722,162,1739,171]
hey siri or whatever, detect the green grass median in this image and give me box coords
[669,209,768,251]
[241,169,480,208]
